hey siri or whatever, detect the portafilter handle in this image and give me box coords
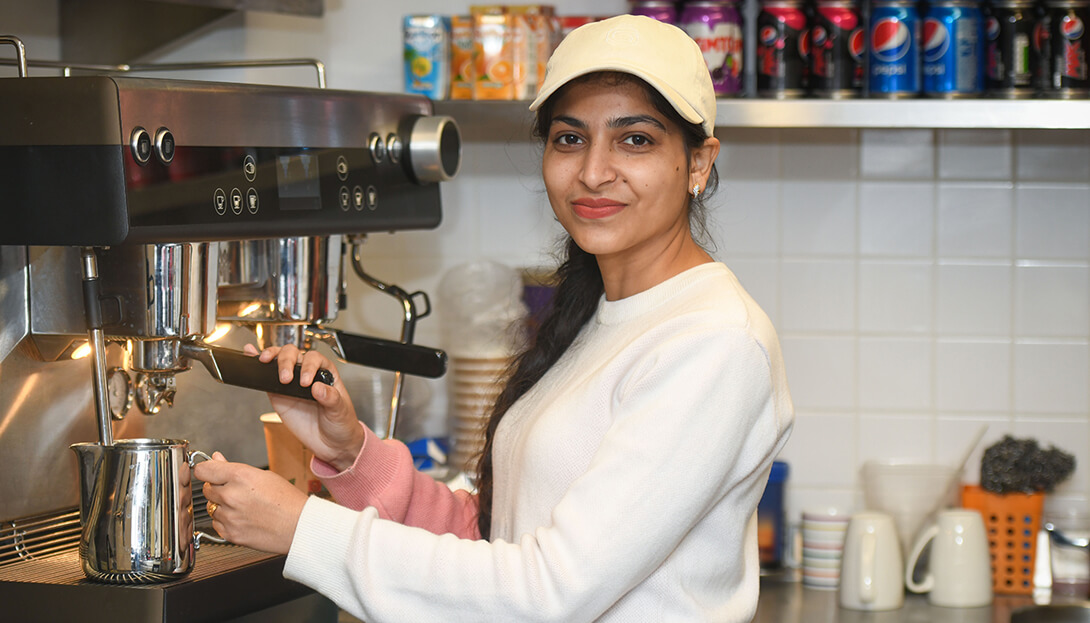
[307,328,447,378]
[179,340,333,401]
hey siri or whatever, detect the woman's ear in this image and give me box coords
[690,136,721,191]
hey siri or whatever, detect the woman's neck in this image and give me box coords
[598,235,712,301]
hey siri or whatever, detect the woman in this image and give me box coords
[195,14,793,622]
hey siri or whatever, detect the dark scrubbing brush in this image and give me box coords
[980,435,1075,494]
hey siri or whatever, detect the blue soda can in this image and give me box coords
[923,1,985,96]
[869,0,921,97]
[403,15,451,100]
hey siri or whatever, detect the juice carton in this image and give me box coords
[403,15,451,100]
[451,15,475,100]
[471,6,515,100]
[511,5,556,99]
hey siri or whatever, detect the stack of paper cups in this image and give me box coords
[449,356,511,473]
[801,508,851,589]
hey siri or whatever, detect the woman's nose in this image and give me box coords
[579,142,617,189]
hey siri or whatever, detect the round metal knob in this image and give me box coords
[407,115,461,183]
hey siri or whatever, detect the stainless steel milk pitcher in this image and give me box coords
[70,438,225,584]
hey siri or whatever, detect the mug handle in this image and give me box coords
[189,450,214,467]
[904,523,939,593]
[195,530,228,549]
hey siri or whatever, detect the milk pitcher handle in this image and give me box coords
[189,449,230,548]
[904,523,939,593]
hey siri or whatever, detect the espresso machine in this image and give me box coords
[0,37,460,620]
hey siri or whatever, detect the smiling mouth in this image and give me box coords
[572,199,626,219]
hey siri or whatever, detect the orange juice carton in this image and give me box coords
[472,6,516,100]
[511,5,556,98]
[451,15,475,100]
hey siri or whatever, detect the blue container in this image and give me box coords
[757,461,789,571]
[923,1,985,96]
[869,0,922,97]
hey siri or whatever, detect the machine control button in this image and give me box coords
[339,186,351,211]
[213,188,227,215]
[386,133,402,163]
[366,185,378,210]
[154,127,175,164]
[336,155,349,181]
[130,126,152,165]
[230,188,243,215]
[369,132,386,163]
[352,185,364,210]
[243,154,257,182]
[246,188,260,214]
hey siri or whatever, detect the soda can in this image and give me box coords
[629,0,678,23]
[923,0,985,97]
[756,0,810,98]
[1046,0,1090,97]
[403,15,451,100]
[869,0,921,97]
[1033,4,1053,92]
[811,0,865,97]
[984,0,1036,97]
[680,1,745,96]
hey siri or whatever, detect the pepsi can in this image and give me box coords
[757,0,811,97]
[923,1,985,97]
[811,0,866,97]
[681,1,746,96]
[985,0,1036,97]
[869,0,921,97]
[1046,0,1090,97]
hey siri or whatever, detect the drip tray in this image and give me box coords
[0,544,323,623]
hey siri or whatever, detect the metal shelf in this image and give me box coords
[434,99,1090,141]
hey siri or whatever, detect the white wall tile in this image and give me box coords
[859,261,933,333]
[859,414,935,462]
[1015,184,1090,260]
[859,337,933,410]
[781,181,857,256]
[781,129,860,180]
[937,183,1014,258]
[935,416,1012,486]
[780,336,857,410]
[936,262,1012,336]
[1014,264,1090,338]
[938,130,1013,180]
[935,340,1011,412]
[1013,341,1090,414]
[1015,130,1090,181]
[716,127,782,180]
[777,412,857,488]
[710,180,780,256]
[861,129,935,179]
[780,259,856,332]
[860,182,935,257]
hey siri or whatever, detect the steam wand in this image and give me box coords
[348,236,432,440]
[80,247,113,446]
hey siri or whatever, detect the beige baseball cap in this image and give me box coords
[529,14,717,137]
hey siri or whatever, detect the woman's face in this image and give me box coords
[542,78,699,268]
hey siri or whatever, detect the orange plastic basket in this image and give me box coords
[961,484,1045,595]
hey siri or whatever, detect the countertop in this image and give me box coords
[755,571,1041,623]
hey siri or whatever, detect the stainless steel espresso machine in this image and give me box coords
[0,47,460,621]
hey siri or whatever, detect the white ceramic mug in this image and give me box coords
[839,511,905,611]
[904,508,993,608]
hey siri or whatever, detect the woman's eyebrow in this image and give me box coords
[551,115,585,129]
[609,115,666,131]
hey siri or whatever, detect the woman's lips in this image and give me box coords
[572,197,626,219]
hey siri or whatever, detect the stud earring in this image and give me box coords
[692,184,701,197]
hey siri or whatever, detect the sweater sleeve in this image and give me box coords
[310,423,480,539]
[284,326,791,622]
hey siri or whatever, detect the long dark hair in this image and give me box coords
[474,72,720,539]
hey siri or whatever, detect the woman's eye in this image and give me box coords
[623,134,652,147]
[554,133,582,146]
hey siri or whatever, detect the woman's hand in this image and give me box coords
[195,452,307,554]
[246,343,365,472]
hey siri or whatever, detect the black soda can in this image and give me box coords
[758,0,811,97]
[1033,3,1053,92]
[985,0,1038,97]
[811,0,865,96]
[1046,0,1090,97]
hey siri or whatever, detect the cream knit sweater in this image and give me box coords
[285,262,794,622]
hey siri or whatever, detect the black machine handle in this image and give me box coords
[316,329,447,379]
[180,341,334,401]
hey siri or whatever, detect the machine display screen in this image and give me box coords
[276,151,322,211]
